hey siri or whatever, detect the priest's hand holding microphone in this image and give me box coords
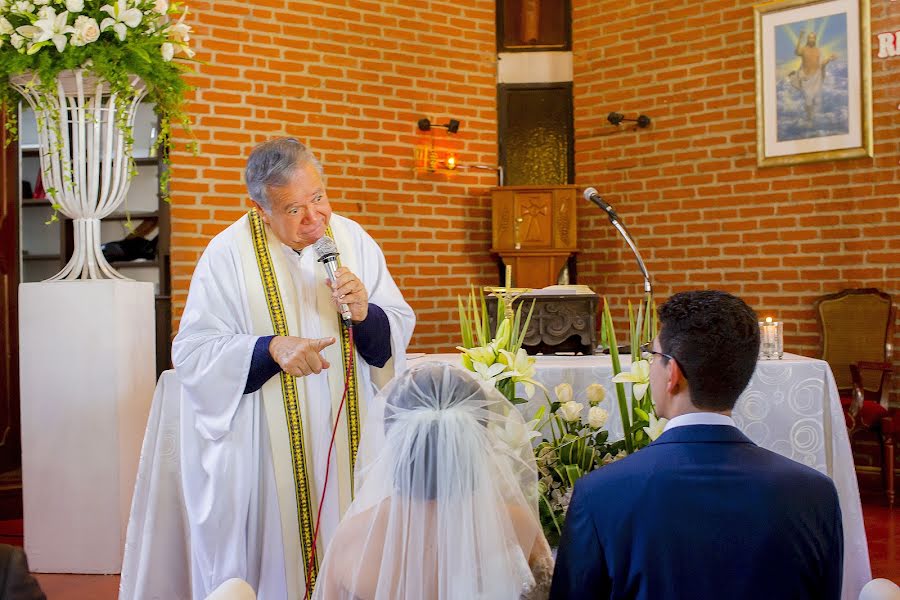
[268,259,369,378]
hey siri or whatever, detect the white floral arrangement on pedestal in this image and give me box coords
[0,0,195,192]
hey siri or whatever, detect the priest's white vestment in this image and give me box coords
[171,212,415,599]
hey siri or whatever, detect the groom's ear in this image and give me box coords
[665,358,685,395]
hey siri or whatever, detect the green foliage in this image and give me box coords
[0,0,195,202]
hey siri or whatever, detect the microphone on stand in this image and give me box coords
[312,236,353,327]
[582,187,652,297]
[583,187,619,221]
[583,187,653,355]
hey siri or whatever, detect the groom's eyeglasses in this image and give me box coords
[639,343,688,380]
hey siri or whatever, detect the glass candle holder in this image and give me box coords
[758,319,783,360]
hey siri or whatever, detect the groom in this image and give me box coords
[550,290,843,600]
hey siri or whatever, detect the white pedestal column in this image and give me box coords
[19,280,156,573]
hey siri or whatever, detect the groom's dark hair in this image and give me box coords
[658,290,760,411]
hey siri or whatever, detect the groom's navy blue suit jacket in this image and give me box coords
[549,424,843,600]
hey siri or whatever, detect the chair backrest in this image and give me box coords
[814,288,894,391]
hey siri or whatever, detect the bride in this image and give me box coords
[313,362,553,600]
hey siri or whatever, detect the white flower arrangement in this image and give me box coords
[1,0,195,189]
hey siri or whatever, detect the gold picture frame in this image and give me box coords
[754,0,872,166]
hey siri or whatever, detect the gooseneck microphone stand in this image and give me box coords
[583,188,653,352]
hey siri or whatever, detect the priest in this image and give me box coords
[172,138,416,599]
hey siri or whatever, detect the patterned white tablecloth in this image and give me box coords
[412,352,871,600]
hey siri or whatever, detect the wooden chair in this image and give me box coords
[815,288,895,506]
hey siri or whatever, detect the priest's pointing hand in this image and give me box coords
[268,336,336,377]
[326,266,369,322]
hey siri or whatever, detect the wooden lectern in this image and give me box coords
[490,185,579,289]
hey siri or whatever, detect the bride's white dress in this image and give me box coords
[312,362,554,600]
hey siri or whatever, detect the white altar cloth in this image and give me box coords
[411,352,870,600]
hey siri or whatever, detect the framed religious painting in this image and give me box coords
[754,0,872,166]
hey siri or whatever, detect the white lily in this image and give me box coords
[471,360,513,387]
[0,17,13,35]
[490,416,541,452]
[26,9,72,52]
[457,345,497,368]
[557,401,584,423]
[168,7,190,44]
[642,413,668,441]
[554,382,573,404]
[588,406,609,429]
[611,359,650,401]
[153,0,168,14]
[497,348,544,399]
[176,42,194,58]
[100,0,142,41]
[12,1,35,14]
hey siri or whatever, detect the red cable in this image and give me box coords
[304,325,354,600]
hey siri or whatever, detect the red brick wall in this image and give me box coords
[572,0,900,402]
[169,0,498,352]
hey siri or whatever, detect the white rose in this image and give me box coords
[36,5,52,19]
[71,15,99,46]
[160,41,174,61]
[0,17,13,35]
[588,406,609,429]
[65,0,83,12]
[10,32,24,48]
[153,0,168,14]
[33,0,48,4]
[554,382,573,404]
[586,383,606,405]
[13,1,35,13]
[557,401,584,423]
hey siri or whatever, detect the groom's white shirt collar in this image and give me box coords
[663,412,736,432]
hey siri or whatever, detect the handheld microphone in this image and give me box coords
[312,236,353,327]
[583,188,619,221]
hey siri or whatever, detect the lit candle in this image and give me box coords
[759,317,783,360]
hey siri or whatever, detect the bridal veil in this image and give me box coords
[312,361,551,600]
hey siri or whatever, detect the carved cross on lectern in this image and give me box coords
[484,265,531,321]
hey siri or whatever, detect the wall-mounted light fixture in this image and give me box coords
[607,112,651,128]
[418,118,461,134]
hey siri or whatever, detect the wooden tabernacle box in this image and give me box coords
[486,287,599,355]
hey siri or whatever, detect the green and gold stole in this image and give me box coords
[239,209,361,596]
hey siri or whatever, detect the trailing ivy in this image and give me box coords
[0,0,195,202]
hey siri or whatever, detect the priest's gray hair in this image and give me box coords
[245,137,324,213]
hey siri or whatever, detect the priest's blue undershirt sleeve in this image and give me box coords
[353,303,392,368]
[243,335,279,395]
[243,303,392,394]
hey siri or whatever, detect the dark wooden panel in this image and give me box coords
[498,83,574,187]
[0,109,23,477]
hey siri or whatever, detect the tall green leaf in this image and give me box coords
[603,299,633,454]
